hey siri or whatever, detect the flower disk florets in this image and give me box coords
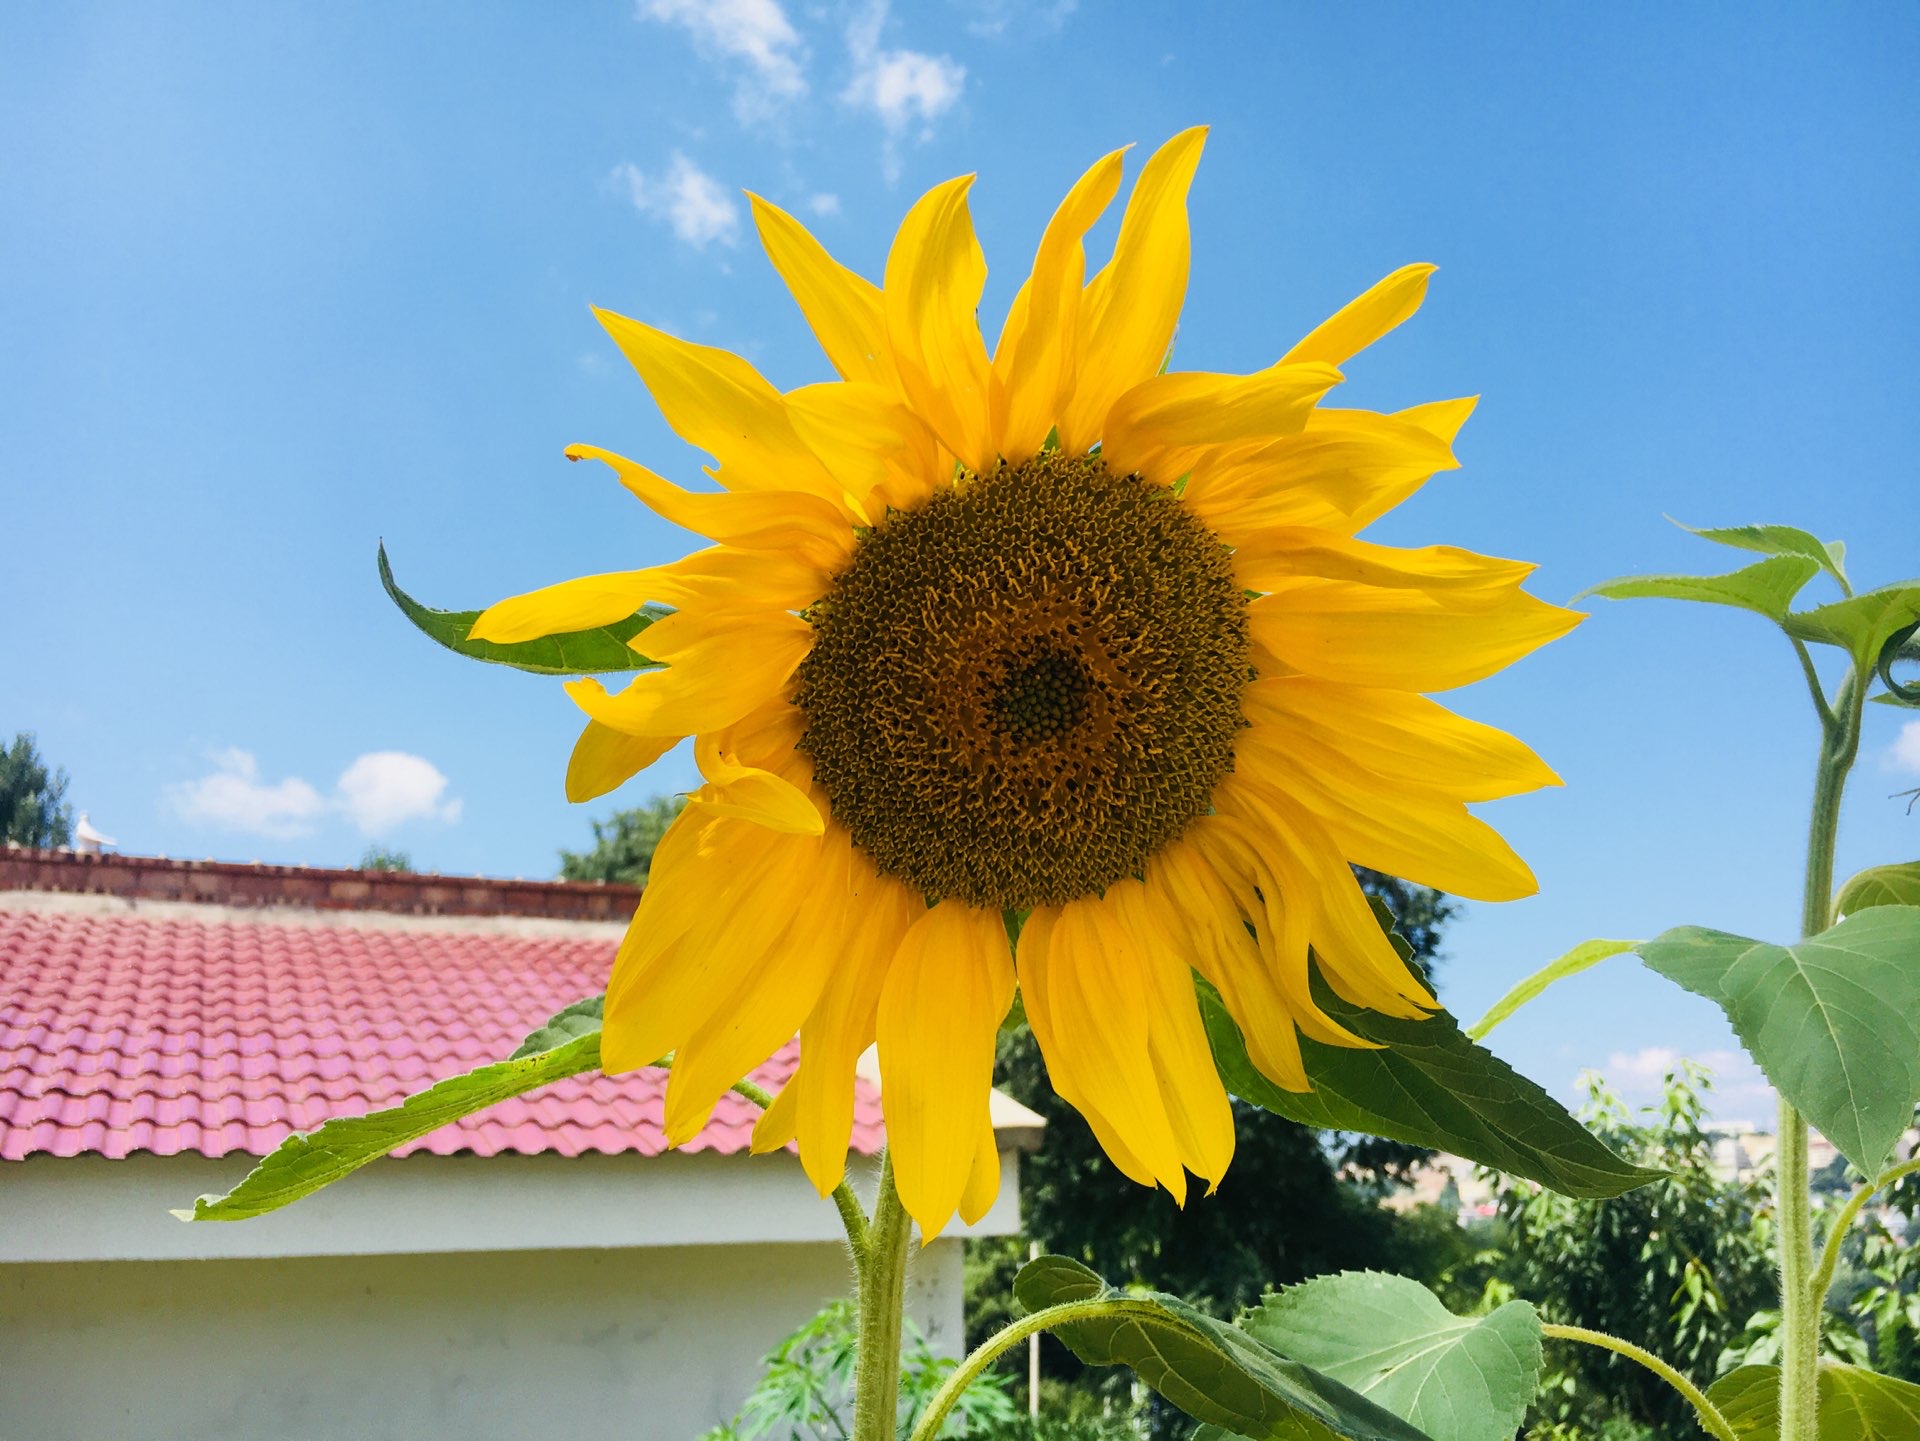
[796,452,1250,910]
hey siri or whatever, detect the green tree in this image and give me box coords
[357,845,413,872]
[0,732,74,849]
[1491,1063,1776,1441]
[558,794,686,885]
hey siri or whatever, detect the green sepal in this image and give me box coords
[1574,555,1822,621]
[1707,1362,1920,1438]
[1014,1256,1434,1441]
[378,542,666,675]
[1671,519,1850,594]
[1636,907,1920,1175]
[176,994,610,1221]
[1240,1272,1543,1441]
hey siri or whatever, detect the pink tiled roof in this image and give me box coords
[0,907,885,1163]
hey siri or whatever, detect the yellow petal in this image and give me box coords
[989,147,1128,464]
[1113,882,1235,1187]
[566,720,678,803]
[1281,264,1438,368]
[959,1117,1002,1226]
[1015,909,1161,1189]
[1249,580,1582,692]
[877,900,1015,1240]
[593,307,840,499]
[470,569,663,645]
[784,381,941,514]
[1042,894,1189,1201]
[692,731,823,835]
[567,444,855,573]
[749,193,894,387]
[1241,676,1561,801]
[751,1075,801,1154]
[1185,408,1463,539]
[600,811,794,1074]
[1237,724,1541,902]
[883,176,994,474]
[1232,531,1535,597]
[662,831,848,1145]
[1058,127,1207,453]
[564,607,811,737]
[792,855,921,1196]
[1102,361,1345,484]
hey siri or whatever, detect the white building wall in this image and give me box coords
[1,1237,967,1441]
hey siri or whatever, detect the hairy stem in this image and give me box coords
[1541,1324,1739,1441]
[908,1298,1167,1441]
[1809,1155,1920,1315]
[1778,663,1864,1440]
[729,1075,869,1253]
[851,1153,910,1441]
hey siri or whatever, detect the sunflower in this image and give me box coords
[473,128,1578,1238]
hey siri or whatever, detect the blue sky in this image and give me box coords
[5,2,1918,1120]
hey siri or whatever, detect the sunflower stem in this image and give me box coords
[1778,662,1862,1441]
[851,1151,910,1441]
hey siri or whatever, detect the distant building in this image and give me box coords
[1,849,1042,1441]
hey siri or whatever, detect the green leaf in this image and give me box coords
[378,541,665,675]
[1014,1257,1433,1441]
[1782,581,1920,668]
[1707,1361,1920,1439]
[1200,977,1658,1200]
[176,998,607,1221]
[1636,907,1920,1174]
[1835,864,1920,917]
[1467,939,1639,1042]
[1239,1272,1542,1441]
[508,993,606,1059]
[1574,555,1822,620]
[1673,520,1851,595]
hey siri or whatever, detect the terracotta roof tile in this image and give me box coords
[0,908,884,1163]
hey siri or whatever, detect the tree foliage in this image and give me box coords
[0,731,74,849]
[557,794,686,885]
[357,845,413,872]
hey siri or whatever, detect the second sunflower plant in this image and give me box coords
[189,131,1920,1441]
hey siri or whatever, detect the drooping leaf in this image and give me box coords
[1708,1361,1920,1439]
[1014,1256,1433,1441]
[177,998,609,1221]
[1199,978,1658,1199]
[1672,520,1850,595]
[1574,555,1822,620]
[1467,939,1639,1042]
[1834,864,1920,917]
[1239,1272,1542,1441]
[1636,907,1920,1175]
[378,541,665,675]
[1782,582,1920,668]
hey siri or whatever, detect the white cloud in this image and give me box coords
[960,0,1077,40]
[1594,1045,1773,1118]
[842,0,966,178]
[335,752,462,835]
[1886,719,1920,774]
[610,153,742,249]
[807,192,842,217]
[638,0,807,126]
[169,749,328,839]
[169,749,459,839]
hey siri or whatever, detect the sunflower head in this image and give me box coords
[471,128,1578,1239]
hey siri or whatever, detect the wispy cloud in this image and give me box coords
[1885,718,1920,774]
[959,0,1078,40]
[169,749,460,839]
[610,153,742,249]
[1593,1045,1773,1119]
[807,192,842,217]
[638,0,808,126]
[842,0,966,178]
